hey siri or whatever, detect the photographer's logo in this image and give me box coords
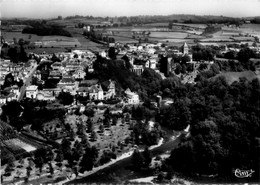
[234,169,255,178]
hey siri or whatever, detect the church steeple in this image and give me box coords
[183,42,189,55]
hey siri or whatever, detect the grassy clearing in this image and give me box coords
[212,71,260,85]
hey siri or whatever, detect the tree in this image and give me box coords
[131,149,145,170]
[143,147,152,168]
[48,162,54,175]
[174,63,182,75]
[237,47,255,69]
[157,172,165,182]
[34,154,44,173]
[181,54,191,64]
[162,99,191,130]
[55,150,64,162]
[224,51,236,59]
[74,140,84,155]
[57,92,74,105]
[121,55,132,70]
[168,22,173,29]
[77,123,86,136]
[18,38,25,46]
[181,64,187,74]
[13,37,17,44]
[81,134,90,148]
[3,73,14,88]
[87,118,94,132]
[61,138,71,158]
[45,148,54,162]
[108,47,116,59]
[91,130,98,141]
[79,146,99,172]
[8,47,18,63]
[99,124,104,133]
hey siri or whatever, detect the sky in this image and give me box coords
[0,0,260,19]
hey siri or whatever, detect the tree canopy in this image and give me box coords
[160,76,260,179]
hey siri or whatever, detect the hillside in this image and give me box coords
[211,71,260,84]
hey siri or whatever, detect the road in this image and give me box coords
[17,63,38,101]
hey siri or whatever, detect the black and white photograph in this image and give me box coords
[0,0,260,184]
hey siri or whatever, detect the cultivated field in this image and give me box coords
[1,31,42,42]
[239,24,260,38]
[150,32,188,39]
[41,35,81,47]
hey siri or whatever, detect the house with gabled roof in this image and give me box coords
[72,69,86,79]
[125,88,139,104]
[102,79,116,99]
[26,85,38,99]
[77,84,104,100]
[57,77,78,93]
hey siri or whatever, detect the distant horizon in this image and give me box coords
[1,13,260,20]
[1,0,260,19]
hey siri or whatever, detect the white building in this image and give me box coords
[148,58,157,69]
[132,65,144,76]
[100,51,107,58]
[125,88,139,104]
[73,69,86,79]
[26,85,38,99]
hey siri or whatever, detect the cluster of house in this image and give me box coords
[0,59,37,106]
[100,42,192,77]
[24,49,141,105]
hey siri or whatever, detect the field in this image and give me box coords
[47,18,99,28]
[199,30,256,42]
[2,28,106,53]
[211,71,260,85]
[99,26,195,44]
[239,24,260,38]
[150,32,188,39]
[1,31,42,42]
[66,28,105,51]
[3,22,260,52]
[143,22,168,27]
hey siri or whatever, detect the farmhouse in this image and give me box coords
[26,85,38,99]
[36,91,56,101]
[57,77,78,93]
[77,84,104,100]
[125,88,139,104]
[72,69,86,79]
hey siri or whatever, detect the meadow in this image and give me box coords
[212,71,260,85]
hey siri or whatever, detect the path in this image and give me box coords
[65,134,182,184]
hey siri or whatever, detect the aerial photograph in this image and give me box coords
[0,0,260,184]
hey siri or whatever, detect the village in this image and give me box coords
[1,24,260,185]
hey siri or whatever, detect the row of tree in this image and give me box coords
[83,30,115,44]
[22,21,71,37]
